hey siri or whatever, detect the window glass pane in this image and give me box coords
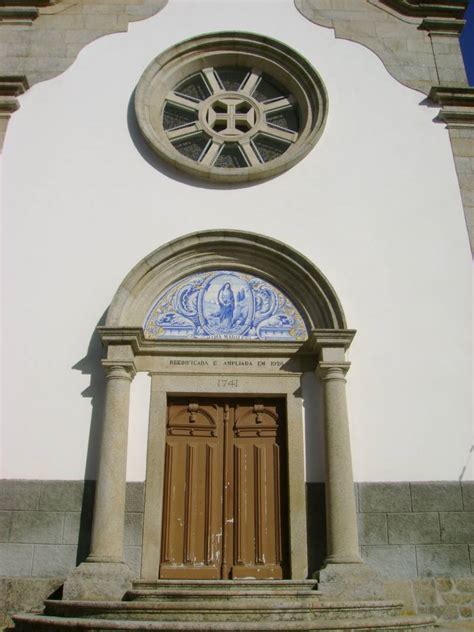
[266,107,299,132]
[251,75,285,102]
[215,67,248,91]
[173,133,210,161]
[214,145,248,168]
[252,134,290,163]
[163,103,198,130]
[175,73,211,101]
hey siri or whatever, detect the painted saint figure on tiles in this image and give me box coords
[217,282,235,327]
[144,270,308,341]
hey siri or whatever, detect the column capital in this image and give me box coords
[101,360,136,381]
[317,361,351,381]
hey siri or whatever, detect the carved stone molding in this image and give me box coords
[430,86,474,126]
[0,75,28,148]
[0,0,168,149]
[0,1,56,24]
[295,0,473,252]
[379,0,467,20]
[295,0,468,93]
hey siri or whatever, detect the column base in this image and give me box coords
[315,562,384,601]
[63,560,134,601]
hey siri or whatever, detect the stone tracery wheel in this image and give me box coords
[163,67,299,169]
[135,33,328,183]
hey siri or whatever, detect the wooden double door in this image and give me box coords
[160,397,288,579]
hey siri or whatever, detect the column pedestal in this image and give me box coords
[63,362,135,601]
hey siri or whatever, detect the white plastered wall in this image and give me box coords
[1,0,472,482]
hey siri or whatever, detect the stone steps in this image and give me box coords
[11,580,437,631]
[131,580,320,592]
[13,612,437,631]
[42,598,406,623]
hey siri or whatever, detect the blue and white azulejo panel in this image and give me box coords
[143,271,307,341]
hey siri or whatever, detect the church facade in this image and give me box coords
[0,0,473,628]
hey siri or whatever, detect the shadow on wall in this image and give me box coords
[71,310,108,565]
[302,372,327,575]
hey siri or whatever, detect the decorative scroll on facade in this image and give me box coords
[143,270,307,341]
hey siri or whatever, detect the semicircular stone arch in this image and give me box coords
[106,229,347,332]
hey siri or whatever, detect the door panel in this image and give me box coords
[160,398,286,579]
[160,401,224,579]
[231,403,283,579]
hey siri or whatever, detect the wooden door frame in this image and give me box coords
[140,367,308,581]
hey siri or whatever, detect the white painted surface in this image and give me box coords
[1,0,472,481]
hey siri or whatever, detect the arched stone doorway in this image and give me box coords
[64,230,362,600]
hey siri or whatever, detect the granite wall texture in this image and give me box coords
[1,480,473,623]
[1,480,472,580]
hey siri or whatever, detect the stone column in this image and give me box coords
[63,361,136,601]
[315,349,382,600]
[87,362,135,563]
[318,361,361,565]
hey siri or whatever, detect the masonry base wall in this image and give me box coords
[1,480,473,625]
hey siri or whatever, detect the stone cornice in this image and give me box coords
[97,326,357,359]
[419,17,466,34]
[430,86,474,126]
[0,76,28,118]
[0,1,57,23]
[378,0,467,34]
[310,329,357,351]
[379,0,467,19]
[98,326,308,358]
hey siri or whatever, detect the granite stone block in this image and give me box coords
[359,483,411,513]
[413,578,438,607]
[361,545,417,579]
[455,577,474,592]
[0,543,33,576]
[418,604,459,621]
[0,512,11,542]
[388,512,440,544]
[436,577,454,592]
[0,481,41,511]
[124,512,144,546]
[125,482,145,513]
[32,545,77,577]
[10,511,64,544]
[124,546,142,577]
[411,482,463,512]
[0,577,63,627]
[63,512,81,545]
[358,513,387,544]
[39,481,84,512]
[461,482,474,511]
[416,544,471,577]
[383,580,416,615]
[440,512,474,544]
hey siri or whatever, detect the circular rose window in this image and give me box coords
[135,33,328,183]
